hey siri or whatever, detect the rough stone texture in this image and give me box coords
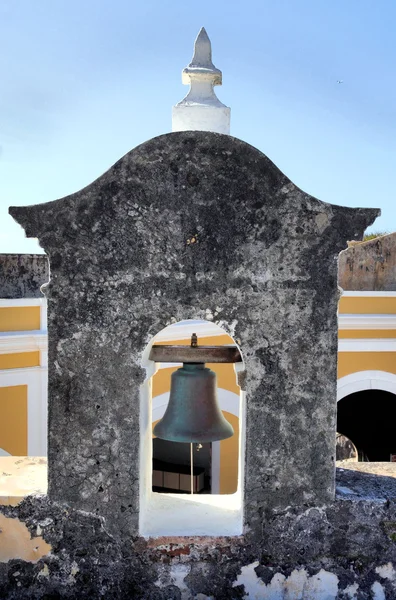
[336,462,396,500]
[1,487,396,598]
[9,132,378,540]
[339,232,396,291]
[0,254,49,299]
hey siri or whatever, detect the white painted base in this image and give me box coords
[140,490,242,537]
[172,104,230,134]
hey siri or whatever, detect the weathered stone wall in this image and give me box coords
[5,131,383,598]
[2,471,396,599]
[9,132,377,539]
[0,254,49,299]
[339,232,396,291]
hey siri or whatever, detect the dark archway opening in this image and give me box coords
[337,389,396,461]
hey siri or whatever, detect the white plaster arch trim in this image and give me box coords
[339,314,396,330]
[338,339,396,352]
[337,370,396,402]
[0,367,47,456]
[152,387,240,423]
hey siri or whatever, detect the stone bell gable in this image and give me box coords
[10,131,379,537]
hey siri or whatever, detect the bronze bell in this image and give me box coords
[153,362,234,443]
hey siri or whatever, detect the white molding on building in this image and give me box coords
[338,339,396,352]
[341,291,396,297]
[0,366,47,456]
[337,370,396,401]
[0,298,46,307]
[0,331,47,355]
[339,314,396,330]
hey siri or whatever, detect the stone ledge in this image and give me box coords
[2,457,396,508]
[336,462,396,500]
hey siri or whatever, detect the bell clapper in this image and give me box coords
[190,443,194,495]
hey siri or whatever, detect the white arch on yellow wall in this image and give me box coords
[337,371,396,402]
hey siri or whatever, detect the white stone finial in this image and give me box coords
[172,27,230,135]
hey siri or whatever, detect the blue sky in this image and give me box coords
[1,0,395,253]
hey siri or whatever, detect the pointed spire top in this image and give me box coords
[172,28,230,135]
[190,27,214,69]
[182,27,222,86]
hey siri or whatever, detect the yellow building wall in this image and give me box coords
[0,352,40,370]
[0,307,40,332]
[338,352,396,379]
[338,294,396,380]
[339,296,396,314]
[0,386,28,455]
[339,330,396,339]
[219,411,239,494]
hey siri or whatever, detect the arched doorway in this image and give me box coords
[337,371,396,461]
[337,389,396,461]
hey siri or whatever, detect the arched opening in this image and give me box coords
[337,389,396,461]
[139,319,245,537]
